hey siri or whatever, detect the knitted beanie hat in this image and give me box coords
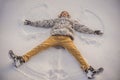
[58,11,71,18]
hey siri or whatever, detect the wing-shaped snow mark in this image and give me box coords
[20,27,50,40]
[14,66,48,80]
[76,34,102,45]
[19,2,50,39]
[19,4,50,40]
[15,66,69,80]
[84,9,105,33]
[15,67,38,80]
[77,9,105,45]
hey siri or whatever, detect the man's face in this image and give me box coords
[60,11,70,18]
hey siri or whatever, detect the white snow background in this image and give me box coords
[0,0,120,80]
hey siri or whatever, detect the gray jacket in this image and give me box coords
[27,17,96,40]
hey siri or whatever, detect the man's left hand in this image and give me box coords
[94,30,103,35]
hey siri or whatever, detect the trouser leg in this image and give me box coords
[22,36,57,62]
[61,37,90,70]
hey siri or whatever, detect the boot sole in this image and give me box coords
[91,67,104,79]
[9,50,17,67]
[9,50,16,60]
[88,67,104,79]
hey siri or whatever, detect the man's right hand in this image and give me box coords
[24,20,31,25]
[94,30,103,35]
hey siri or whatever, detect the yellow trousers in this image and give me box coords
[22,36,90,70]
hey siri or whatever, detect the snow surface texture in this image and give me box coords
[0,0,120,80]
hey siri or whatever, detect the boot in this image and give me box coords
[9,50,25,68]
[85,66,104,79]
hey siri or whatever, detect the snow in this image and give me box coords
[0,0,120,80]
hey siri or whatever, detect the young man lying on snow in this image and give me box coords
[9,11,104,79]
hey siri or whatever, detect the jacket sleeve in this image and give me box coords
[72,20,95,34]
[29,19,55,28]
